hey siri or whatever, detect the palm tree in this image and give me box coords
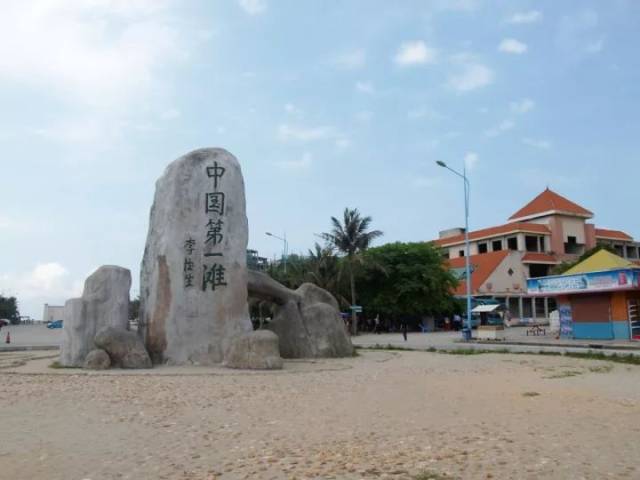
[322,208,383,334]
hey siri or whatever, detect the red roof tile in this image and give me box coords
[509,188,593,221]
[522,253,559,264]
[594,228,633,241]
[433,222,549,247]
[447,251,509,295]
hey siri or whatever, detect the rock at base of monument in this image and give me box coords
[59,265,132,367]
[223,330,283,370]
[267,282,354,359]
[83,349,111,370]
[94,326,152,369]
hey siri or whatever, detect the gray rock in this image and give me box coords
[59,266,131,367]
[59,298,87,367]
[247,272,353,359]
[83,349,111,370]
[139,148,253,365]
[94,326,152,369]
[223,330,283,370]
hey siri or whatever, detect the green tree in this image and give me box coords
[357,242,459,321]
[0,295,20,324]
[306,243,347,305]
[550,244,617,275]
[129,296,140,321]
[322,208,383,334]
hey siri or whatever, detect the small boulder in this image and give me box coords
[224,330,283,370]
[94,326,152,369]
[84,349,111,370]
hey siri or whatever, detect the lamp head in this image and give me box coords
[436,160,447,168]
[265,232,273,236]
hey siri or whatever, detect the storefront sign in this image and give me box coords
[527,268,639,295]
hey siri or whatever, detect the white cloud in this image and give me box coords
[355,81,375,94]
[275,152,312,170]
[0,1,188,109]
[238,0,267,15]
[586,37,605,54]
[557,10,603,56]
[499,38,528,54]
[484,120,515,137]
[522,137,552,149]
[506,10,542,24]
[0,262,74,300]
[160,108,181,120]
[277,124,335,142]
[448,58,494,93]
[510,98,535,114]
[394,41,437,66]
[284,103,303,116]
[335,138,351,149]
[464,152,479,171]
[332,49,366,70]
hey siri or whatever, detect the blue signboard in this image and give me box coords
[527,268,639,295]
[558,304,573,338]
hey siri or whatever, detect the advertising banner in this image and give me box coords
[527,268,639,295]
[558,304,573,338]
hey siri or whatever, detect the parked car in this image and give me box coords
[46,320,63,329]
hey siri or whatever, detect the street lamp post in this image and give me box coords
[265,232,288,274]
[436,160,472,341]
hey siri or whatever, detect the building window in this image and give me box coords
[492,240,503,251]
[565,236,584,255]
[539,237,545,252]
[525,236,540,252]
[626,246,638,259]
[459,250,465,257]
[478,243,488,254]
[442,250,450,259]
[529,264,550,278]
[613,245,624,257]
[507,237,518,251]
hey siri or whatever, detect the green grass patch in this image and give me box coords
[545,370,583,379]
[522,391,541,397]
[358,344,640,366]
[357,343,415,352]
[588,364,614,374]
[49,361,77,369]
[414,471,451,480]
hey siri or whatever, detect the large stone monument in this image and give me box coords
[59,265,131,367]
[139,148,253,365]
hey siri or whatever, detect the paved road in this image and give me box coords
[0,324,62,347]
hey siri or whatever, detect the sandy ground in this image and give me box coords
[1,350,639,480]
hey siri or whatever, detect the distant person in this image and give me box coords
[374,314,380,334]
[401,321,408,342]
[453,314,462,331]
[444,316,451,331]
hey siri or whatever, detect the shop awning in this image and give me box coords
[471,304,501,313]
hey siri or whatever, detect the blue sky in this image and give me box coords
[1,0,639,318]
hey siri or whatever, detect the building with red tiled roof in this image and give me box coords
[432,188,639,322]
[508,188,594,222]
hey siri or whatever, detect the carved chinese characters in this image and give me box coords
[139,148,253,365]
